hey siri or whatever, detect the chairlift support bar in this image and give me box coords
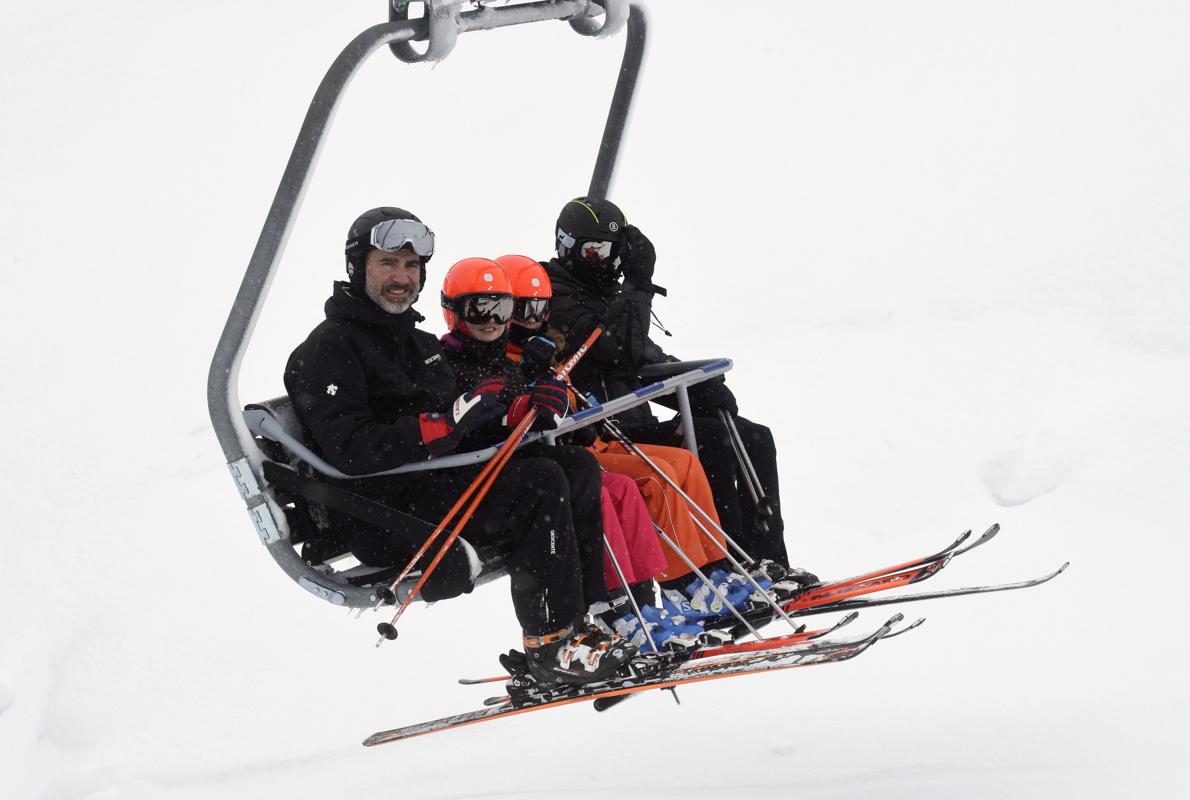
[247,359,732,483]
[206,2,645,608]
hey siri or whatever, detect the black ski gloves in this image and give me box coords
[688,378,738,417]
[508,377,571,431]
[620,225,656,289]
[520,335,558,382]
[419,377,508,457]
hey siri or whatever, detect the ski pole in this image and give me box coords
[374,433,513,609]
[594,415,801,634]
[719,409,765,503]
[650,525,765,639]
[601,537,661,654]
[557,384,798,635]
[719,409,775,531]
[376,326,603,645]
[600,417,753,563]
[682,509,801,632]
[722,410,761,507]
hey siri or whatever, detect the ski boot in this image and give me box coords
[523,621,637,686]
[500,649,561,707]
[661,569,758,622]
[613,605,703,654]
[766,564,821,601]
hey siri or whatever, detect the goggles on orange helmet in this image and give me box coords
[443,293,515,325]
[513,297,551,323]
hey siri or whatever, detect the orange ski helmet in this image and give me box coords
[440,257,514,331]
[495,254,552,324]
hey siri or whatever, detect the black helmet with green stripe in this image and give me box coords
[554,197,628,286]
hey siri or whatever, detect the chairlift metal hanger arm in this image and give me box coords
[206,1,645,608]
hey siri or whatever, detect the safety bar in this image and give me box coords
[639,359,728,379]
[247,359,733,480]
[545,358,732,451]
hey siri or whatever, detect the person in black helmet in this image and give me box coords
[544,197,816,591]
[283,207,636,686]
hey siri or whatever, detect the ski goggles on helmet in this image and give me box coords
[445,293,515,325]
[368,218,435,257]
[513,297,551,323]
[575,239,618,266]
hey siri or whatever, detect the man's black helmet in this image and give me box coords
[554,197,629,290]
[344,206,433,292]
[555,197,627,259]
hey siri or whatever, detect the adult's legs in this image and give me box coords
[355,458,586,637]
[731,415,789,568]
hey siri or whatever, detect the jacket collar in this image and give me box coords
[440,330,508,365]
[324,281,424,339]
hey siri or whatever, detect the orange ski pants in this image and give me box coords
[589,439,726,582]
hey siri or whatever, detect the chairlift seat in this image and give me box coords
[244,396,509,603]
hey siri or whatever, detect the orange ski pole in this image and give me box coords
[376,326,603,645]
[373,326,604,614]
[373,424,515,609]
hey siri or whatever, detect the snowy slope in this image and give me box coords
[2,1,1188,798]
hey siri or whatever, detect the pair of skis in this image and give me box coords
[363,612,920,746]
[362,524,1068,746]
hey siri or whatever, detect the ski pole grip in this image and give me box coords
[557,326,603,380]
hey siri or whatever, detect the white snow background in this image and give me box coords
[2,1,1188,797]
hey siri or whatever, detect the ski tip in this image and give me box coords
[1056,561,1071,574]
[884,616,927,640]
[841,611,860,625]
[884,612,905,626]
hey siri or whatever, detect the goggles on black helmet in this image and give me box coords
[513,297,551,324]
[444,293,515,325]
[575,238,618,267]
[369,218,435,257]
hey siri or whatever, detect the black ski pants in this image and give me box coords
[517,442,608,608]
[350,457,585,636]
[618,414,789,569]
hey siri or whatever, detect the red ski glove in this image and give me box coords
[506,377,571,431]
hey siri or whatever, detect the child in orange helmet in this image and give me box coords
[440,258,694,650]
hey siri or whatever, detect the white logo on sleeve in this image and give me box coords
[326,384,338,396]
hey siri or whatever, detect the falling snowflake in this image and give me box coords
[326,384,338,396]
